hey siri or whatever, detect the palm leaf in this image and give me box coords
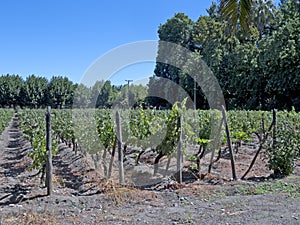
[220,0,252,32]
[239,0,252,30]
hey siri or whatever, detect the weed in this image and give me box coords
[95,179,142,205]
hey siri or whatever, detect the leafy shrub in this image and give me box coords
[267,110,299,176]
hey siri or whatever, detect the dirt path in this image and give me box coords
[0,114,42,206]
[0,114,299,225]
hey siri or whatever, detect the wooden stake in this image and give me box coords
[273,109,277,147]
[116,111,125,184]
[45,106,53,195]
[176,116,183,183]
[221,105,237,180]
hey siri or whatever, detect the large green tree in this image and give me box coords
[47,76,75,109]
[251,0,276,39]
[89,80,119,108]
[0,74,24,108]
[149,13,195,107]
[259,0,300,110]
[21,75,48,108]
[113,83,148,108]
[154,13,194,82]
[149,1,299,110]
[96,80,118,108]
[73,83,91,108]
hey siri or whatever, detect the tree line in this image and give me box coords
[0,74,147,109]
[149,0,300,111]
[1,0,299,111]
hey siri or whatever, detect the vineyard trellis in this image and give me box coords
[10,105,300,189]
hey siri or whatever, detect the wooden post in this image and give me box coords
[45,106,53,195]
[261,112,265,138]
[221,105,237,180]
[116,111,125,185]
[176,116,183,183]
[273,109,277,147]
[72,138,77,155]
[108,137,117,179]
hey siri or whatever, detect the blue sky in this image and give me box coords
[0,0,215,86]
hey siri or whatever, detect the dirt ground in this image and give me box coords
[0,114,300,225]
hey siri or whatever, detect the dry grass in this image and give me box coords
[97,179,157,205]
[2,211,59,225]
[52,174,65,187]
[94,178,144,205]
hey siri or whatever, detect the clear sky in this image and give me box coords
[0,0,216,86]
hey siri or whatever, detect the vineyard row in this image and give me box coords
[10,105,300,185]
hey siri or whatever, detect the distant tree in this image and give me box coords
[96,80,118,108]
[251,0,276,39]
[126,84,148,107]
[89,80,118,108]
[21,74,48,108]
[111,83,147,108]
[0,74,24,108]
[46,76,75,109]
[147,76,171,108]
[89,80,105,108]
[73,83,91,108]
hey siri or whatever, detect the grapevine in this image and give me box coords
[18,109,58,182]
[0,109,14,134]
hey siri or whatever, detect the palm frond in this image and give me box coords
[240,0,252,30]
[219,0,252,32]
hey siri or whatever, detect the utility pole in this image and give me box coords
[194,76,197,110]
[125,79,133,107]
